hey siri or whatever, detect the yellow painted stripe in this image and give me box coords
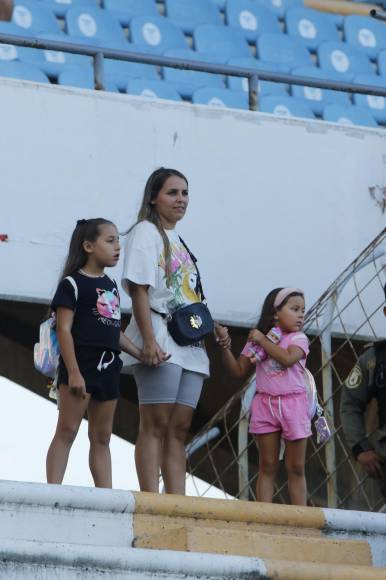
[132,492,326,530]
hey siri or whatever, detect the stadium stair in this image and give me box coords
[0,479,386,579]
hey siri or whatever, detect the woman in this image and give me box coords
[121,167,210,494]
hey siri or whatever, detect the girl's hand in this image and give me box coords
[142,340,170,366]
[214,323,232,350]
[248,329,265,345]
[68,371,87,399]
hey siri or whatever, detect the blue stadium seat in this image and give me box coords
[163,49,224,98]
[17,34,91,77]
[166,0,221,35]
[225,0,281,43]
[0,20,34,37]
[192,86,249,109]
[13,0,60,34]
[258,0,304,19]
[318,41,373,80]
[353,74,386,123]
[323,103,378,127]
[0,43,40,64]
[0,60,49,82]
[285,7,340,52]
[344,15,386,61]
[104,57,158,91]
[103,0,158,27]
[227,57,288,96]
[291,66,351,115]
[126,78,182,100]
[194,24,251,58]
[378,49,386,77]
[58,65,119,91]
[211,0,225,9]
[130,15,188,54]
[260,95,315,119]
[258,33,313,68]
[41,0,98,19]
[66,7,126,47]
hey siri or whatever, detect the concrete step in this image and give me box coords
[0,539,385,580]
[1,480,386,579]
[134,524,372,566]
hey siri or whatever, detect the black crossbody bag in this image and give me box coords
[152,237,214,347]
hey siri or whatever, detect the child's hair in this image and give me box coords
[124,167,188,285]
[59,218,114,280]
[256,288,304,334]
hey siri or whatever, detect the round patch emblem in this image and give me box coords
[304,86,322,101]
[367,95,385,110]
[331,50,349,73]
[298,19,316,40]
[0,44,17,60]
[14,6,32,29]
[190,314,203,330]
[78,13,97,37]
[345,363,362,389]
[337,116,353,126]
[239,10,257,31]
[44,50,66,63]
[358,28,376,48]
[273,105,291,117]
[208,97,225,107]
[140,89,157,98]
[143,22,161,46]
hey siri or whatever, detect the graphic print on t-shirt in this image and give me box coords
[96,287,120,320]
[159,237,200,312]
[93,287,121,327]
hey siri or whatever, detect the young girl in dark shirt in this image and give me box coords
[46,218,142,488]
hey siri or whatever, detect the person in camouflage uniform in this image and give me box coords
[340,283,386,484]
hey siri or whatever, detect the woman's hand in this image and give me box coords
[142,340,170,366]
[68,371,87,399]
[248,329,265,345]
[214,323,232,350]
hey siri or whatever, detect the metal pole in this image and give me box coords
[94,52,104,91]
[238,379,256,499]
[248,74,259,111]
[320,293,338,508]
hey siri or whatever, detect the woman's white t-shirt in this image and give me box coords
[121,221,209,377]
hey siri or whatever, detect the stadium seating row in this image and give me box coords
[0,0,385,128]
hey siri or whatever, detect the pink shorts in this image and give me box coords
[249,391,312,441]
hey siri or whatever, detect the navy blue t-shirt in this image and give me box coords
[51,272,121,352]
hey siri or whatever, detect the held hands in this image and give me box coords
[357,450,385,479]
[68,371,87,399]
[248,329,265,345]
[142,340,171,366]
[214,323,232,350]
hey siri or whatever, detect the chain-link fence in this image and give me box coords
[186,228,386,510]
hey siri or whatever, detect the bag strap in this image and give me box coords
[64,276,78,302]
[178,236,207,303]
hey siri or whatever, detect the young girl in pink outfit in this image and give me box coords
[216,287,310,506]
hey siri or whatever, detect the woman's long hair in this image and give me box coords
[125,167,188,286]
[59,218,114,280]
[256,288,304,334]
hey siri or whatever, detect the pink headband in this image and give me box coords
[274,287,304,309]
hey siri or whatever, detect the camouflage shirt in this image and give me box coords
[340,340,386,459]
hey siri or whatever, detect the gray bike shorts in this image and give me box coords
[132,363,204,409]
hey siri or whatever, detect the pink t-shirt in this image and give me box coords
[241,331,309,396]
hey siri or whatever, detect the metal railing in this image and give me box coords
[1,10,386,112]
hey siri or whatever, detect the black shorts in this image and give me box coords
[57,347,122,402]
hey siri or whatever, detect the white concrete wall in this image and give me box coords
[0,78,385,329]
